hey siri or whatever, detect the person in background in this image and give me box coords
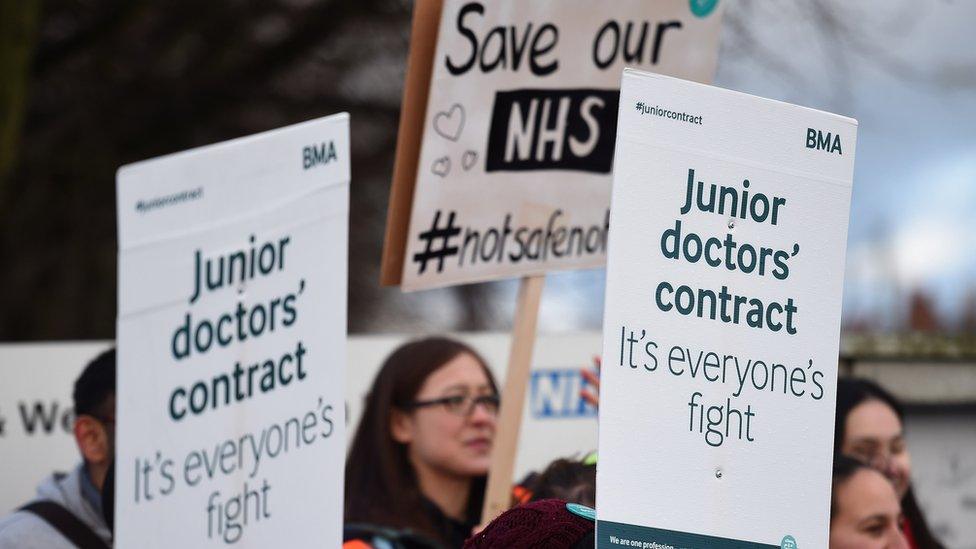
[513,455,596,508]
[468,453,599,548]
[345,337,499,548]
[835,378,944,549]
[830,454,909,549]
[0,348,116,548]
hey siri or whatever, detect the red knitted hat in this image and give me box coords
[464,499,595,549]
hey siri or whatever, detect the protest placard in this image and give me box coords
[379,0,725,521]
[381,0,725,290]
[115,114,349,547]
[596,70,857,548]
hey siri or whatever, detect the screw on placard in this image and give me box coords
[727,219,736,230]
[715,468,723,479]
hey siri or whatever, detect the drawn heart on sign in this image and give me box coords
[432,156,450,177]
[462,150,478,171]
[433,104,465,141]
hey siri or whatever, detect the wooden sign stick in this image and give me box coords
[481,274,546,524]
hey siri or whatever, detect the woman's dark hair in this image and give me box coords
[527,458,596,507]
[345,337,498,546]
[834,377,902,452]
[74,348,116,419]
[831,454,872,520]
[834,378,944,549]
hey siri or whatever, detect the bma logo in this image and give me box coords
[529,368,597,419]
[302,140,338,170]
[806,128,842,155]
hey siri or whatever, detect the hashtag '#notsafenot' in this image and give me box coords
[413,210,461,274]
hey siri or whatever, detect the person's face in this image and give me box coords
[392,353,498,478]
[830,468,908,549]
[73,395,116,490]
[841,399,911,498]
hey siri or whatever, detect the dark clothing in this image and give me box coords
[343,498,475,549]
[422,498,477,549]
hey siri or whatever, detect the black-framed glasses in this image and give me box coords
[405,394,500,417]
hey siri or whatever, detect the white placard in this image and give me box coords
[596,70,857,548]
[115,114,349,547]
[396,0,724,290]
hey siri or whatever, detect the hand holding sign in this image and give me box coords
[580,356,601,408]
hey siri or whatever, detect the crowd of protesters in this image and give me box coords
[0,340,945,548]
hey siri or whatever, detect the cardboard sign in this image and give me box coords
[115,115,349,547]
[596,71,857,547]
[381,0,724,290]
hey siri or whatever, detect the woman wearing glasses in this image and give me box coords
[835,378,944,549]
[345,337,500,548]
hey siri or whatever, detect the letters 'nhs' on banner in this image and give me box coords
[382,0,725,290]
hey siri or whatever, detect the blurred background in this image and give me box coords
[1,0,974,340]
[1,0,975,545]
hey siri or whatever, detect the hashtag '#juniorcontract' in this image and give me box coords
[413,210,461,274]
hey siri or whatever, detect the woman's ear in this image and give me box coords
[390,409,414,444]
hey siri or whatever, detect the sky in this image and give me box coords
[717,1,976,330]
[519,0,976,333]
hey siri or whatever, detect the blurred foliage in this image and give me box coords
[2,0,973,340]
[0,0,41,182]
[0,0,482,339]
[843,333,976,360]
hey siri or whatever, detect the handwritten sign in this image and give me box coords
[381,0,724,290]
